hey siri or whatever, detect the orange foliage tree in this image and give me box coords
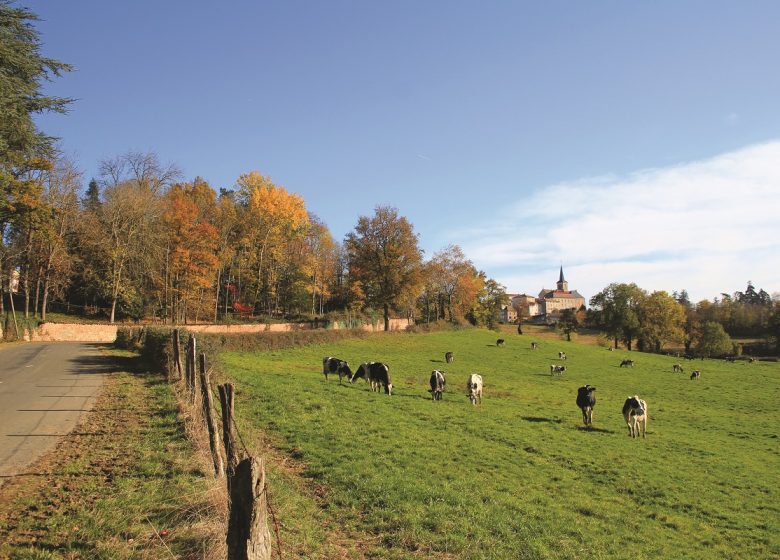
[162,179,219,323]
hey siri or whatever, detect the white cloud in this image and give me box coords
[452,141,780,302]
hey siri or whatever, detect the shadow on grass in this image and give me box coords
[575,426,614,434]
[521,416,562,424]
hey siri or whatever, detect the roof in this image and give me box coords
[542,290,585,300]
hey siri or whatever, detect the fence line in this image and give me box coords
[171,331,278,560]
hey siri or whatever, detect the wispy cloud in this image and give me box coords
[452,141,780,302]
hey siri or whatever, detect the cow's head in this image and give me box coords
[625,395,645,415]
[349,363,369,384]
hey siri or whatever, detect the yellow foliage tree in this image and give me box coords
[236,171,310,315]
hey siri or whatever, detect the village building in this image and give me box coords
[501,267,585,323]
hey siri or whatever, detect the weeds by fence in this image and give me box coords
[117,326,360,559]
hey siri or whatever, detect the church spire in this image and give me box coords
[557,266,569,292]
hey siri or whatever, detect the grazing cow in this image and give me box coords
[748,357,756,363]
[684,354,695,360]
[725,356,736,363]
[322,356,353,383]
[690,370,701,380]
[608,347,614,351]
[350,362,392,395]
[550,364,566,376]
[558,351,567,360]
[576,385,596,426]
[622,396,648,438]
[531,342,538,350]
[673,363,684,373]
[620,359,635,368]
[466,374,483,405]
[496,339,505,347]
[429,370,446,401]
[445,351,454,364]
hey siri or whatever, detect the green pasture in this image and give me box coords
[222,329,779,560]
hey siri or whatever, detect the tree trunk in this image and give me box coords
[383,303,390,331]
[214,267,222,323]
[41,275,50,322]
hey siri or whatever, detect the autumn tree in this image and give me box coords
[81,180,163,322]
[588,283,645,350]
[236,171,309,315]
[30,157,80,320]
[161,179,220,323]
[345,206,423,331]
[98,150,180,193]
[636,290,686,352]
[466,273,507,329]
[305,214,337,316]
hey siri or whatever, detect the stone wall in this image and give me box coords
[32,323,118,342]
[30,317,412,342]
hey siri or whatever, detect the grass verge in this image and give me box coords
[0,349,223,559]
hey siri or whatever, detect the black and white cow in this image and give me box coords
[558,351,567,360]
[466,374,483,405]
[496,339,505,347]
[430,370,446,401]
[622,395,648,438]
[531,342,538,350]
[673,363,684,373]
[322,356,352,383]
[576,385,596,426]
[350,362,392,395]
[445,351,454,364]
[550,364,566,376]
[620,359,635,368]
[690,370,701,380]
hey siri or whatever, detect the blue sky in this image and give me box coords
[27,1,780,302]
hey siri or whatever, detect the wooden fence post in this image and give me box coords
[227,457,272,560]
[218,383,240,481]
[188,334,198,405]
[184,335,193,393]
[199,353,224,478]
[172,329,183,381]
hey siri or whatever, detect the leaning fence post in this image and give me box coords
[218,383,240,482]
[199,353,224,478]
[227,456,272,560]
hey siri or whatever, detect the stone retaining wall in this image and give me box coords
[30,318,411,342]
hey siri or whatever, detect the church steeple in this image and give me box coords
[557,266,569,292]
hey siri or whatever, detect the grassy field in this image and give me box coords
[222,329,779,560]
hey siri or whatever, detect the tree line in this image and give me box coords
[3,151,510,329]
[586,282,780,357]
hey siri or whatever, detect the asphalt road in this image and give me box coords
[0,342,109,484]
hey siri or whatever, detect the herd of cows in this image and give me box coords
[322,337,712,439]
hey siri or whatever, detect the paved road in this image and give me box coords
[0,342,110,484]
